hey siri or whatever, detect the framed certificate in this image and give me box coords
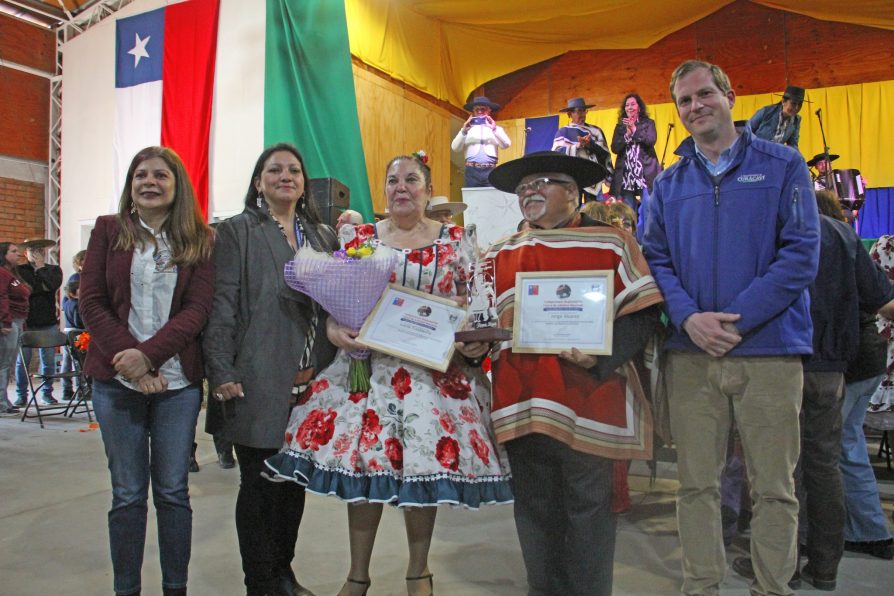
[357,284,469,372]
[512,270,614,355]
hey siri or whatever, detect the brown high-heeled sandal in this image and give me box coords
[406,573,433,596]
[340,578,370,596]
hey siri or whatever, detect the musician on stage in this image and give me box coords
[552,97,613,201]
[748,85,806,149]
[807,152,839,191]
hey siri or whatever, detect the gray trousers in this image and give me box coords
[505,433,616,596]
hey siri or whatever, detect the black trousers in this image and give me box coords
[233,444,306,594]
[797,371,846,575]
[505,434,616,596]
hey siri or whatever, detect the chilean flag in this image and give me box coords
[114,0,219,219]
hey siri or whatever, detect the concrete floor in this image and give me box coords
[1,407,893,595]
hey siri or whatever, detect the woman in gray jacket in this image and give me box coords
[203,143,337,596]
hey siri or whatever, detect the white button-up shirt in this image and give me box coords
[117,220,188,391]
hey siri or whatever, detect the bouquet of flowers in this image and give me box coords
[284,224,397,392]
[73,331,91,354]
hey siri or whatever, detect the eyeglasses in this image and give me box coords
[514,177,573,196]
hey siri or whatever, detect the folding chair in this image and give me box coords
[18,328,91,428]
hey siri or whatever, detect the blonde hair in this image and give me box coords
[669,60,732,103]
[115,146,212,267]
[581,201,610,224]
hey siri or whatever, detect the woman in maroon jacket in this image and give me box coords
[80,146,214,596]
[1,242,30,414]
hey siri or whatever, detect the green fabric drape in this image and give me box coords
[265,0,373,222]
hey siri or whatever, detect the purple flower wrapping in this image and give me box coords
[284,246,399,357]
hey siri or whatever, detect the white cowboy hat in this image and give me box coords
[426,196,467,215]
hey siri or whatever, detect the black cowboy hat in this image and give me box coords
[463,95,501,112]
[20,238,56,249]
[806,153,840,167]
[559,97,595,113]
[489,152,606,194]
[776,85,810,104]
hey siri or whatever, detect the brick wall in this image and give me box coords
[0,177,45,244]
[1,13,53,243]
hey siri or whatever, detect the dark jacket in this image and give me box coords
[805,216,894,373]
[62,296,84,329]
[610,115,660,196]
[19,262,62,328]
[845,312,887,383]
[202,206,338,449]
[643,128,820,356]
[79,215,215,382]
[748,103,801,149]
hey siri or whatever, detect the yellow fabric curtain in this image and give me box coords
[345,0,894,108]
[345,0,730,106]
[498,81,894,188]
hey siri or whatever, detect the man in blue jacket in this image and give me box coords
[643,60,820,596]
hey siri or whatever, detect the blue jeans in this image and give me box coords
[92,378,201,595]
[1,319,24,407]
[15,324,57,401]
[506,434,616,596]
[840,374,892,542]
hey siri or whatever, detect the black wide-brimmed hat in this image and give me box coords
[489,152,607,194]
[778,85,809,104]
[21,238,55,249]
[463,95,501,112]
[806,153,840,167]
[559,97,595,113]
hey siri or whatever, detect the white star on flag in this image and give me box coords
[128,33,151,68]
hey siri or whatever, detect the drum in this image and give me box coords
[833,168,865,212]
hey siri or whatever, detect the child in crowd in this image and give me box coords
[60,251,86,400]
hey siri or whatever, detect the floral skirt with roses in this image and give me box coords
[264,351,513,509]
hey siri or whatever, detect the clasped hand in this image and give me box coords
[683,311,742,357]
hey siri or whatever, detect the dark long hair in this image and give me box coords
[0,242,13,271]
[617,93,650,123]
[115,146,212,267]
[243,143,323,225]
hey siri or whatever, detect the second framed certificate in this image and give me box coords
[512,270,614,355]
[357,284,469,372]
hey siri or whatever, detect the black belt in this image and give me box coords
[465,162,496,169]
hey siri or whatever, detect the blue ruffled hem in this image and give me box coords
[264,450,513,510]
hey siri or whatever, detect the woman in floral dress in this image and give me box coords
[265,154,512,596]
[869,234,894,411]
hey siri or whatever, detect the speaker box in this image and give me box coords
[307,177,350,227]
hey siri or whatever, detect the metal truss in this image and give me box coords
[46,0,135,248]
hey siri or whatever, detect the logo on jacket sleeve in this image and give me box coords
[737,173,766,183]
